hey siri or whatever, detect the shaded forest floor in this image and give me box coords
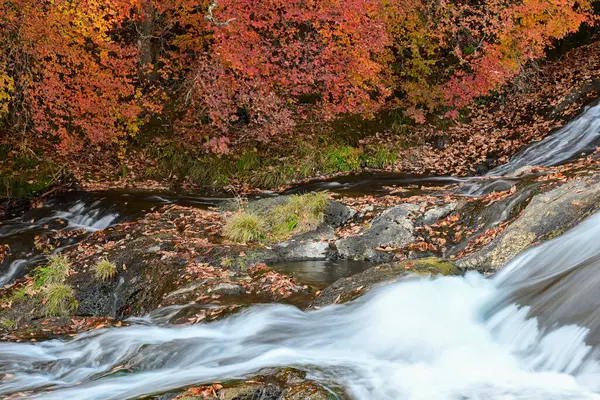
[2,37,600,202]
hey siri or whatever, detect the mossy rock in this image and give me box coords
[403,258,458,276]
[218,383,281,400]
[313,258,458,307]
[283,382,336,400]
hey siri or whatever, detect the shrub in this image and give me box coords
[94,258,117,281]
[43,283,78,317]
[224,212,268,243]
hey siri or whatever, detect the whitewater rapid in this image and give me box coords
[4,214,600,399]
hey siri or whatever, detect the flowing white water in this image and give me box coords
[51,201,119,232]
[4,214,600,399]
[489,102,600,176]
[459,102,600,196]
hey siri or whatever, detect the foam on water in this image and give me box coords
[1,272,600,400]
[52,201,119,231]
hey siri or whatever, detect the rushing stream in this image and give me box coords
[3,212,600,399]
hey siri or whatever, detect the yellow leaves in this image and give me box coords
[0,62,14,115]
[52,0,126,44]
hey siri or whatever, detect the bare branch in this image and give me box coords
[204,0,235,27]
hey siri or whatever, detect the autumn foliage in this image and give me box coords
[0,0,595,153]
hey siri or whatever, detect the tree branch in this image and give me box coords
[204,0,235,27]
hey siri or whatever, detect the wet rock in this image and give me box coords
[175,368,338,400]
[273,226,336,261]
[71,233,181,317]
[474,163,489,176]
[283,382,333,400]
[335,204,418,261]
[458,176,600,272]
[313,258,457,307]
[220,384,282,400]
[421,203,457,226]
[208,283,246,296]
[324,201,356,227]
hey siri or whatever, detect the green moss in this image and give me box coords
[94,258,117,281]
[0,166,62,199]
[187,158,231,186]
[0,318,16,330]
[43,283,78,317]
[33,255,71,287]
[10,287,28,304]
[270,192,329,238]
[234,150,261,173]
[224,212,268,243]
[400,258,458,276]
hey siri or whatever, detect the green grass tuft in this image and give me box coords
[33,255,70,287]
[224,212,268,243]
[323,146,363,173]
[270,192,329,238]
[366,145,399,169]
[248,164,298,189]
[94,258,117,281]
[43,283,78,317]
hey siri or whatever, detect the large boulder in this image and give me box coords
[69,231,183,317]
[273,226,337,261]
[335,204,418,261]
[458,176,600,272]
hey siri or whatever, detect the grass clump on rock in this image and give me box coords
[271,192,329,237]
[43,283,78,317]
[33,254,70,287]
[223,192,330,243]
[94,258,117,281]
[224,212,268,243]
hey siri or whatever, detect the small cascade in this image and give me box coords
[488,102,600,176]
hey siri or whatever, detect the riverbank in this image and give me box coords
[2,37,600,204]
